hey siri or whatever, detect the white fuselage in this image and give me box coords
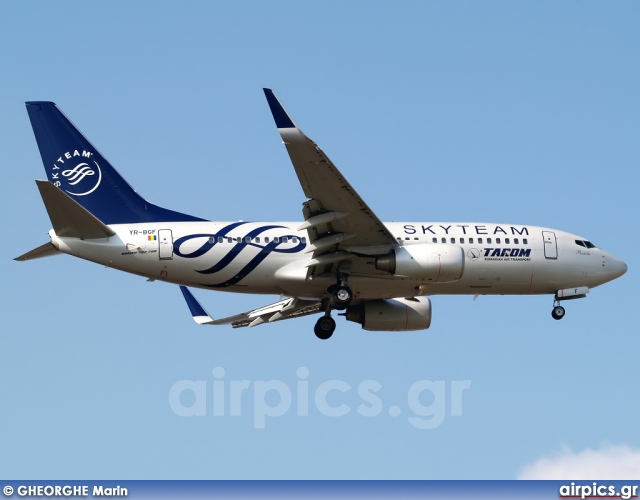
[48,220,627,301]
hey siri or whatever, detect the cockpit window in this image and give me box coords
[576,239,596,249]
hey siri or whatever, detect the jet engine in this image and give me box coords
[375,244,464,282]
[345,297,432,331]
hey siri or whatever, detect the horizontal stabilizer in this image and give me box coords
[36,180,115,239]
[14,242,60,261]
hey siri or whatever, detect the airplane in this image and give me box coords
[16,89,627,339]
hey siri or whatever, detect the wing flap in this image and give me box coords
[180,286,322,328]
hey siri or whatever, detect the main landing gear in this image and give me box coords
[314,314,336,340]
[330,284,353,310]
[314,277,353,340]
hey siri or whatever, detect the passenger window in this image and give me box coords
[496,238,501,244]
[282,237,288,243]
[487,238,492,244]
[245,237,251,243]
[523,238,528,244]
[255,237,260,243]
[397,237,402,241]
[478,238,483,244]
[265,237,270,243]
[414,237,419,241]
[291,237,297,243]
[469,238,474,244]
[441,237,446,243]
[432,237,437,243]
[460,238,465,244]
[273,237,280,243]
[505,238,510,244]
[209,237,214,244]
[227,237,232,243]
[218,236,224,243]
[450,238,455,244]
[514,238,519,244]
[301,237,307,243]
[405,237,410,241]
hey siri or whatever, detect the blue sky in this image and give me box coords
[1,1,638,479]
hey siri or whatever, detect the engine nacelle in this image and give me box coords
[345,297,432,331]
[375,244,464,282]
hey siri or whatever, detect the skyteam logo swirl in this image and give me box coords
[174,222,306,287]
[63,163,95,185]
[51,149,102,196]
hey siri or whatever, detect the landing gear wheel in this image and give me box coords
[330,285,352,311]
[551,305,566,320]
[314,315,336,340]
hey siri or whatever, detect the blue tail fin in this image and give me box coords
[26,102,205,224]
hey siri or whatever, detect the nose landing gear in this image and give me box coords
[551,304,566,320]
[550,287,589,320]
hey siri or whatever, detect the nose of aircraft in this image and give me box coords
[606,254,627,280]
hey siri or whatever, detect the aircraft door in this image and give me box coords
[542,231,557,259]
[158,229,173,260]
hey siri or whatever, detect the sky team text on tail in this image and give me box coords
[16,90,627,339]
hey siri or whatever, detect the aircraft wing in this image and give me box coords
[180,286,322,328]
[263,89,397,264]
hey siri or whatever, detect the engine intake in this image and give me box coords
[375,244,464,282]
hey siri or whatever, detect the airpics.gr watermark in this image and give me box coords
[168,367,471,429]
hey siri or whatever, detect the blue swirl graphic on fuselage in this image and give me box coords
[173,222,306,288]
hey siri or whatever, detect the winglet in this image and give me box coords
[263,88,297,129]
[179,286,215,325]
